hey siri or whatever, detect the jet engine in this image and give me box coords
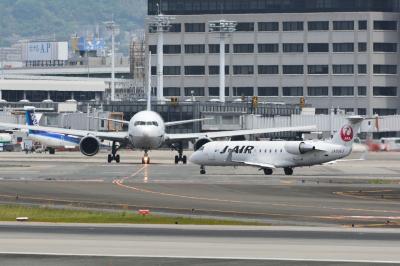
[194,138,212,151]
[79,136,100,156]
[284,141,315,155]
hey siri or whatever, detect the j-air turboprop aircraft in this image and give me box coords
[0,56,316,164]
[190,116,365,175]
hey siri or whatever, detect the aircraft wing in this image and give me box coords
[165,118,212,127]
[89,116,130,125]
[165,125,317,141]
[231,160,276,169]
[0,122,129,142]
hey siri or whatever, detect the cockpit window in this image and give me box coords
[134,121,158,126]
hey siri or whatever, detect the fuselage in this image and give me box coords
[128,110,166,150]
[28,130,80,148]
[190,140,352,168]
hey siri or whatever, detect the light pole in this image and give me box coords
[105,20,119,102]
[208,20,237,103]
[148,9,174,103]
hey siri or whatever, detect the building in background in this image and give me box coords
[146,0,400,115]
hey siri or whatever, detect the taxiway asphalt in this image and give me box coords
[0,151,399,226]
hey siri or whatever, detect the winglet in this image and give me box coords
[147,51,152,111]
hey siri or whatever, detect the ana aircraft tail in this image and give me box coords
[24,106,39,126]
[332,116,363,147]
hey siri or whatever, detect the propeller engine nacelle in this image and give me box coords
[79,135,100,156]
[284,141,315,155]
[194,138,212,151]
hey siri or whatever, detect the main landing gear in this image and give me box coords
[263,168,273,175]
[141,150,150,164]
[284,167,293,176]
[200,165,206,175]
[171,142,187,164]
[107,141,121,163]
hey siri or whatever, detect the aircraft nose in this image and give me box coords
[189,151,201,164]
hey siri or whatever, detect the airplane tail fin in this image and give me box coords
[24,106,38,126]
[331,116,363,147]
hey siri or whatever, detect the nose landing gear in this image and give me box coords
[107,141,121,163]
[200,165,206,175]
[141,150,150,164]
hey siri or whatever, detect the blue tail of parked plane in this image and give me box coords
[24,106,39,134]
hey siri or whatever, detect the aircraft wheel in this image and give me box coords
[284,167,293,176]
[115,154,120,163]
[107,154,113,163]
[263,168,273,175]
[182,155,187,164]
[48,148,55,155]
[174,155,179,164]
[200,169,206,175]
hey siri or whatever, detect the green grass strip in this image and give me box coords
[0,204,261,225]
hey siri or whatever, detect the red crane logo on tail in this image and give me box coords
[340,125,353,142]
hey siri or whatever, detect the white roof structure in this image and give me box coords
[0,79,105,92]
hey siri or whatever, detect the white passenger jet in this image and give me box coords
[190,116,363,175]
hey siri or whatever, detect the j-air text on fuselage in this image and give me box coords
[190,116,364,175]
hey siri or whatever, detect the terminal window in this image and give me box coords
[283,65,304,75]
[333,43,354,52]
[283,87,303,96]
[283,21,303,31]
[283,43,303,53]
[184,66,205,75]
[332,65,354,74]
[333,21,354,30]
[358,20,367,30]
[308,43,329,52]
[233,65,254,75]
[374,21,397,30]
[308,21,329,31]
[258,43,279,53]
[233,44,254,53]
[258,65,279,75]
[358,43,367,52]
[208,87,229,97]
[332,86,354,96]
[163,87,181,96]
[258,87,279,96]
[184,44,205,54]
[233,87,254,96]
[373,65,397,74]
[358,65,367,74]
[358,86,367,96]
[258,22,279,31]
[308,65,329,75]
[373,87,397,96]
[373,43,397,53]
[307,87,329,96]
[236,22,255,31]
[185,23,205,32]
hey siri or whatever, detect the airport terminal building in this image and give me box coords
[146,0,400,115]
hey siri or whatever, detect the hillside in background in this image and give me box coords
[0,0,146,53]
